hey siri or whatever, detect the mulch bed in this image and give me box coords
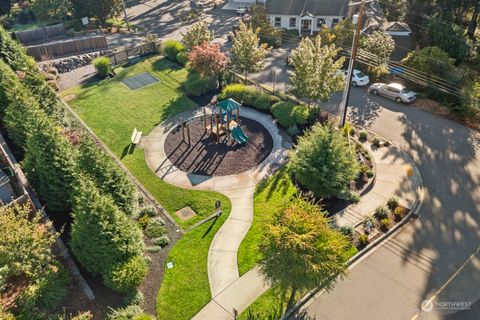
[164,116,274,176]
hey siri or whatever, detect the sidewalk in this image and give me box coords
[334,143,420,227]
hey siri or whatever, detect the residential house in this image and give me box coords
[363,1,412,61]
[265,0,351,35]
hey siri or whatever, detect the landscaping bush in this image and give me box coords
[339,225,354,239]
[93,57,111,78]
[387,197,398,211]
[70,183,146,291]
[176,51,188,66]
[271,101,309,128]
[103,256,148,292]
[138,206,156,218]
[162,39,186,61]
[374,206,389,221]
[183,72,217,96]
[394,206,407,217]
[78,139,137,214]
[372,137,381,147]
[358,234,369,247]
[218,84,279,111]
[393,209,403,222]
[145,220,166,238]
[379,218,391,232]
[146,245,162,253]
[122,289,144,306]
[153,235,170,247]
[137,215,151,230]
[107,305,143,320]
[288,123,359,200]
[35,267,69,309]
[252,93,280,111]
[359,130,368,141]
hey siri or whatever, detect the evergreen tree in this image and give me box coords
[288,123,359,200]
[70,180,146,290]
[23,116,78,212]
[78,138,137,214]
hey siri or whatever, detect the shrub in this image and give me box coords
[394,206,407,216]
[393,209,403,221]
[183,72,217,96]
[103,256,148,292]
[137,215,150,230]
[146,246,162,253]
[153,235,170,247]
[339,225,354,239]
[374,206,389,221]
[93,57,111,78]
[133,314,154,320]
[71,312,94,320]
[379,218,391,231]
[359,130,368,141]
[372,137,381,147]
[342,122,353,136]
[122,289,144,306]
[107,305,143,320]
[271,101,309,128]
[286,125,301,137]
[358,234,369,247]
[288,123,359,200]
[138,206,156,218]
[387,197,398,211]
[162,40,186,61]
[36,268,69,309]
[218,83,257,105]
[145,220,166,238]
[176,51,188,65]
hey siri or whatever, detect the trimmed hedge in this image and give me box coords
[218,84,279,111]
[162,39,186,62]
[183,72,217,96]
[93,57,111,77]
[270,101,309,128]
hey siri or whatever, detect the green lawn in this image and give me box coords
[237,168,298,275]
[62,56,226,229]
[63,56,232,319]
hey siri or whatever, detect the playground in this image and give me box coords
[164,99,274,176]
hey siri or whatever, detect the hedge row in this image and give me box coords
[0,26,145,292]
[218,84,309,129]
[183,71,217,97]
[162,39,186,64]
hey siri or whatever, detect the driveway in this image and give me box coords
[125,0,239,45]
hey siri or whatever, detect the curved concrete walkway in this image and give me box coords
[141,107,422,319]
[141,107,291,302]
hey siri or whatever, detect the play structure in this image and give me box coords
[204,98,249,144]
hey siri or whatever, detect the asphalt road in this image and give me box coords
[124,2,480,318]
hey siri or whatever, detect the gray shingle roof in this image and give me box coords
[265,0,351,17]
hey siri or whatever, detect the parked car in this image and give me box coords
[342,69,370,86]
[367,82,417,103]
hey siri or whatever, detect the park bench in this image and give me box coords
[131,128,142,145]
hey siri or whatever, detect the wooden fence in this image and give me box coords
[27,36,109,61]
[14,23,66,45]
[108,42,160,65]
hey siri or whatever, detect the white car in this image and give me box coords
[342,69,370,87]
[368,82,417,104]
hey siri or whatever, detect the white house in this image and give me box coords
[265,0,351,35]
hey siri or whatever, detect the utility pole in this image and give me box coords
[339,0,367,128]
[121,0,131,32]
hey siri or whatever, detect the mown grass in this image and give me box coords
[62,56,232,319]
[237,168,298,275]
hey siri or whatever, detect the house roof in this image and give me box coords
[265,0,351,17]
[383,21,412,33]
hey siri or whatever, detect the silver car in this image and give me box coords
[368,82,416,103]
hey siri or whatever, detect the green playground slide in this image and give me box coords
[231,126,249,144]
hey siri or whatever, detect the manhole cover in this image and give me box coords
[175,206,197,221]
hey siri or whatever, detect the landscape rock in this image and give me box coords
[38,50,113,74]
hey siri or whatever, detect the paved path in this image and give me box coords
[335,142,421,228]
[141,106,291,318]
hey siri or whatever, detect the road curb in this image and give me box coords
[283,144,425,319]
